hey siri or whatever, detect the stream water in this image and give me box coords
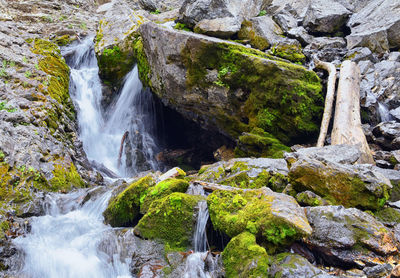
[12,38,220,277]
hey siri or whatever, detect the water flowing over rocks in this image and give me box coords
[3,0,400,277]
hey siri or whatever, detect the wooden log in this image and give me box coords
[315,59,337,147]
[331,60,374,164]
[191,181,241,192]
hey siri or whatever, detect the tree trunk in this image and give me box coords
[315,59,337,147]
[331,60,374,164]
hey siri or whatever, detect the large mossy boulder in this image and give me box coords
[305,206,398,267]
[134,192,204,250]
[95,0,148,86]
[197,157,289,191]
[103,175,156,227]
[138,22,323,157]
[140,178,189,214]
[207,187,312,249]
[222,232,270,278]
[287,145,392,210]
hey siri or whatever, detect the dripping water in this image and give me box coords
[378,102,392,122]
[63,37,160,177]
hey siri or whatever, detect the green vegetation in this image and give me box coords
[134,193,203,250]
[0,101,17,112]
[174,22,191,32]
[258,10,267,17]
[150,9,161,15]
[222,232,270,278]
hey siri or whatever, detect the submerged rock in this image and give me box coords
[287,145,392,210]
[305,206,398,268]
[138,22,323,157]
[222,232,270,278]
[207,187,312,248]
[134,192,203,249]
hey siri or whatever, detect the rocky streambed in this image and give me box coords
[2,0,400,277]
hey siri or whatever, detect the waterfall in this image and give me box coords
[378,102,392,122]
[13,190,132,278]
[183,184,222,278]
[63,37,160,177]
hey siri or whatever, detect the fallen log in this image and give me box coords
[315,59,337,147]
[191,181,241,192]
[331,60,374,164]
[118,131,129,167]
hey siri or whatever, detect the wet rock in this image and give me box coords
[139,22,323,155]
[103,175,156,227]
[287,26,314,45]
[303,0,351,34]
[287,145,392,210]
[157,167,186,182]
[273,9,298,33]
[345,47,376,63]
[222,232,270,278]
[178,0,263,37]
[197,157,289,191]
[363,264,392,278]
[305,206,398,268]
[372,121,400,150]
[207,187,312,247]
[303,36,347,62]
[347,0,400,53]
[269,253,334,278]
[134,193,203,249]
[238,15,284,51]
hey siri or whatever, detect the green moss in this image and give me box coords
[207,189,306,247]
[51,35,74,47]
[134,193,203,249]
[238,20,270,51]
[103,175,155,227]
[222,232,270,278]
[140,178,190,213]
[375,207,400,224]
[133,37,152,87]
[296,191,330,207]
[271,44,305,64]
[180,39,322,148]
[50,161,85,191]
[234,127,290,158]
[0,220,10,240]
[174,22,191,32]
[32,39,71,108]
[290,164,390,210]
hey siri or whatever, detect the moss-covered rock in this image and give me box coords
[103,175,156,227]
[140,178,190,214]
[295,191,331,207]
[269,253,330,277]
[222,232,270,278]
[234,127,291,158]
[375,207,400,226]
[197,158,289,191]
[134,192,203,250]
[207,187,312,249]
[139,22,323,158]
[49,159,85,191]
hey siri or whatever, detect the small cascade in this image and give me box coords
[184,184,223,278]
[13,190,132,278]
[63,37,160,177]
[378,102,392,122]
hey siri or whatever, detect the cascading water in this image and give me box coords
[13,190,132,278]
[378,102,392,122]
[63,37,160,177]
[183,184,222,278]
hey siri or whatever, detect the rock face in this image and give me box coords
[207,187,312,248]
[303,0,351,34]
[305,206,398,267]
[138,22,323,156]
[178,0,264,37]
[95,0,148,86]
[346,0,400,53]
[287,145,392,210]
[139,0,184,12]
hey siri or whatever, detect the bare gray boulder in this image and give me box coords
[347,0,400,53]
[178,0,265,37]
[139,0,184,12]
[303,0,351,34]
[305,206,398,267]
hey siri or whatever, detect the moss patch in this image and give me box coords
[49,160,85,192]
[207,189,305,248]
[103,175,155,227]
[140,178,190,214]
[222,232,270,278]
[134,192,203,250]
